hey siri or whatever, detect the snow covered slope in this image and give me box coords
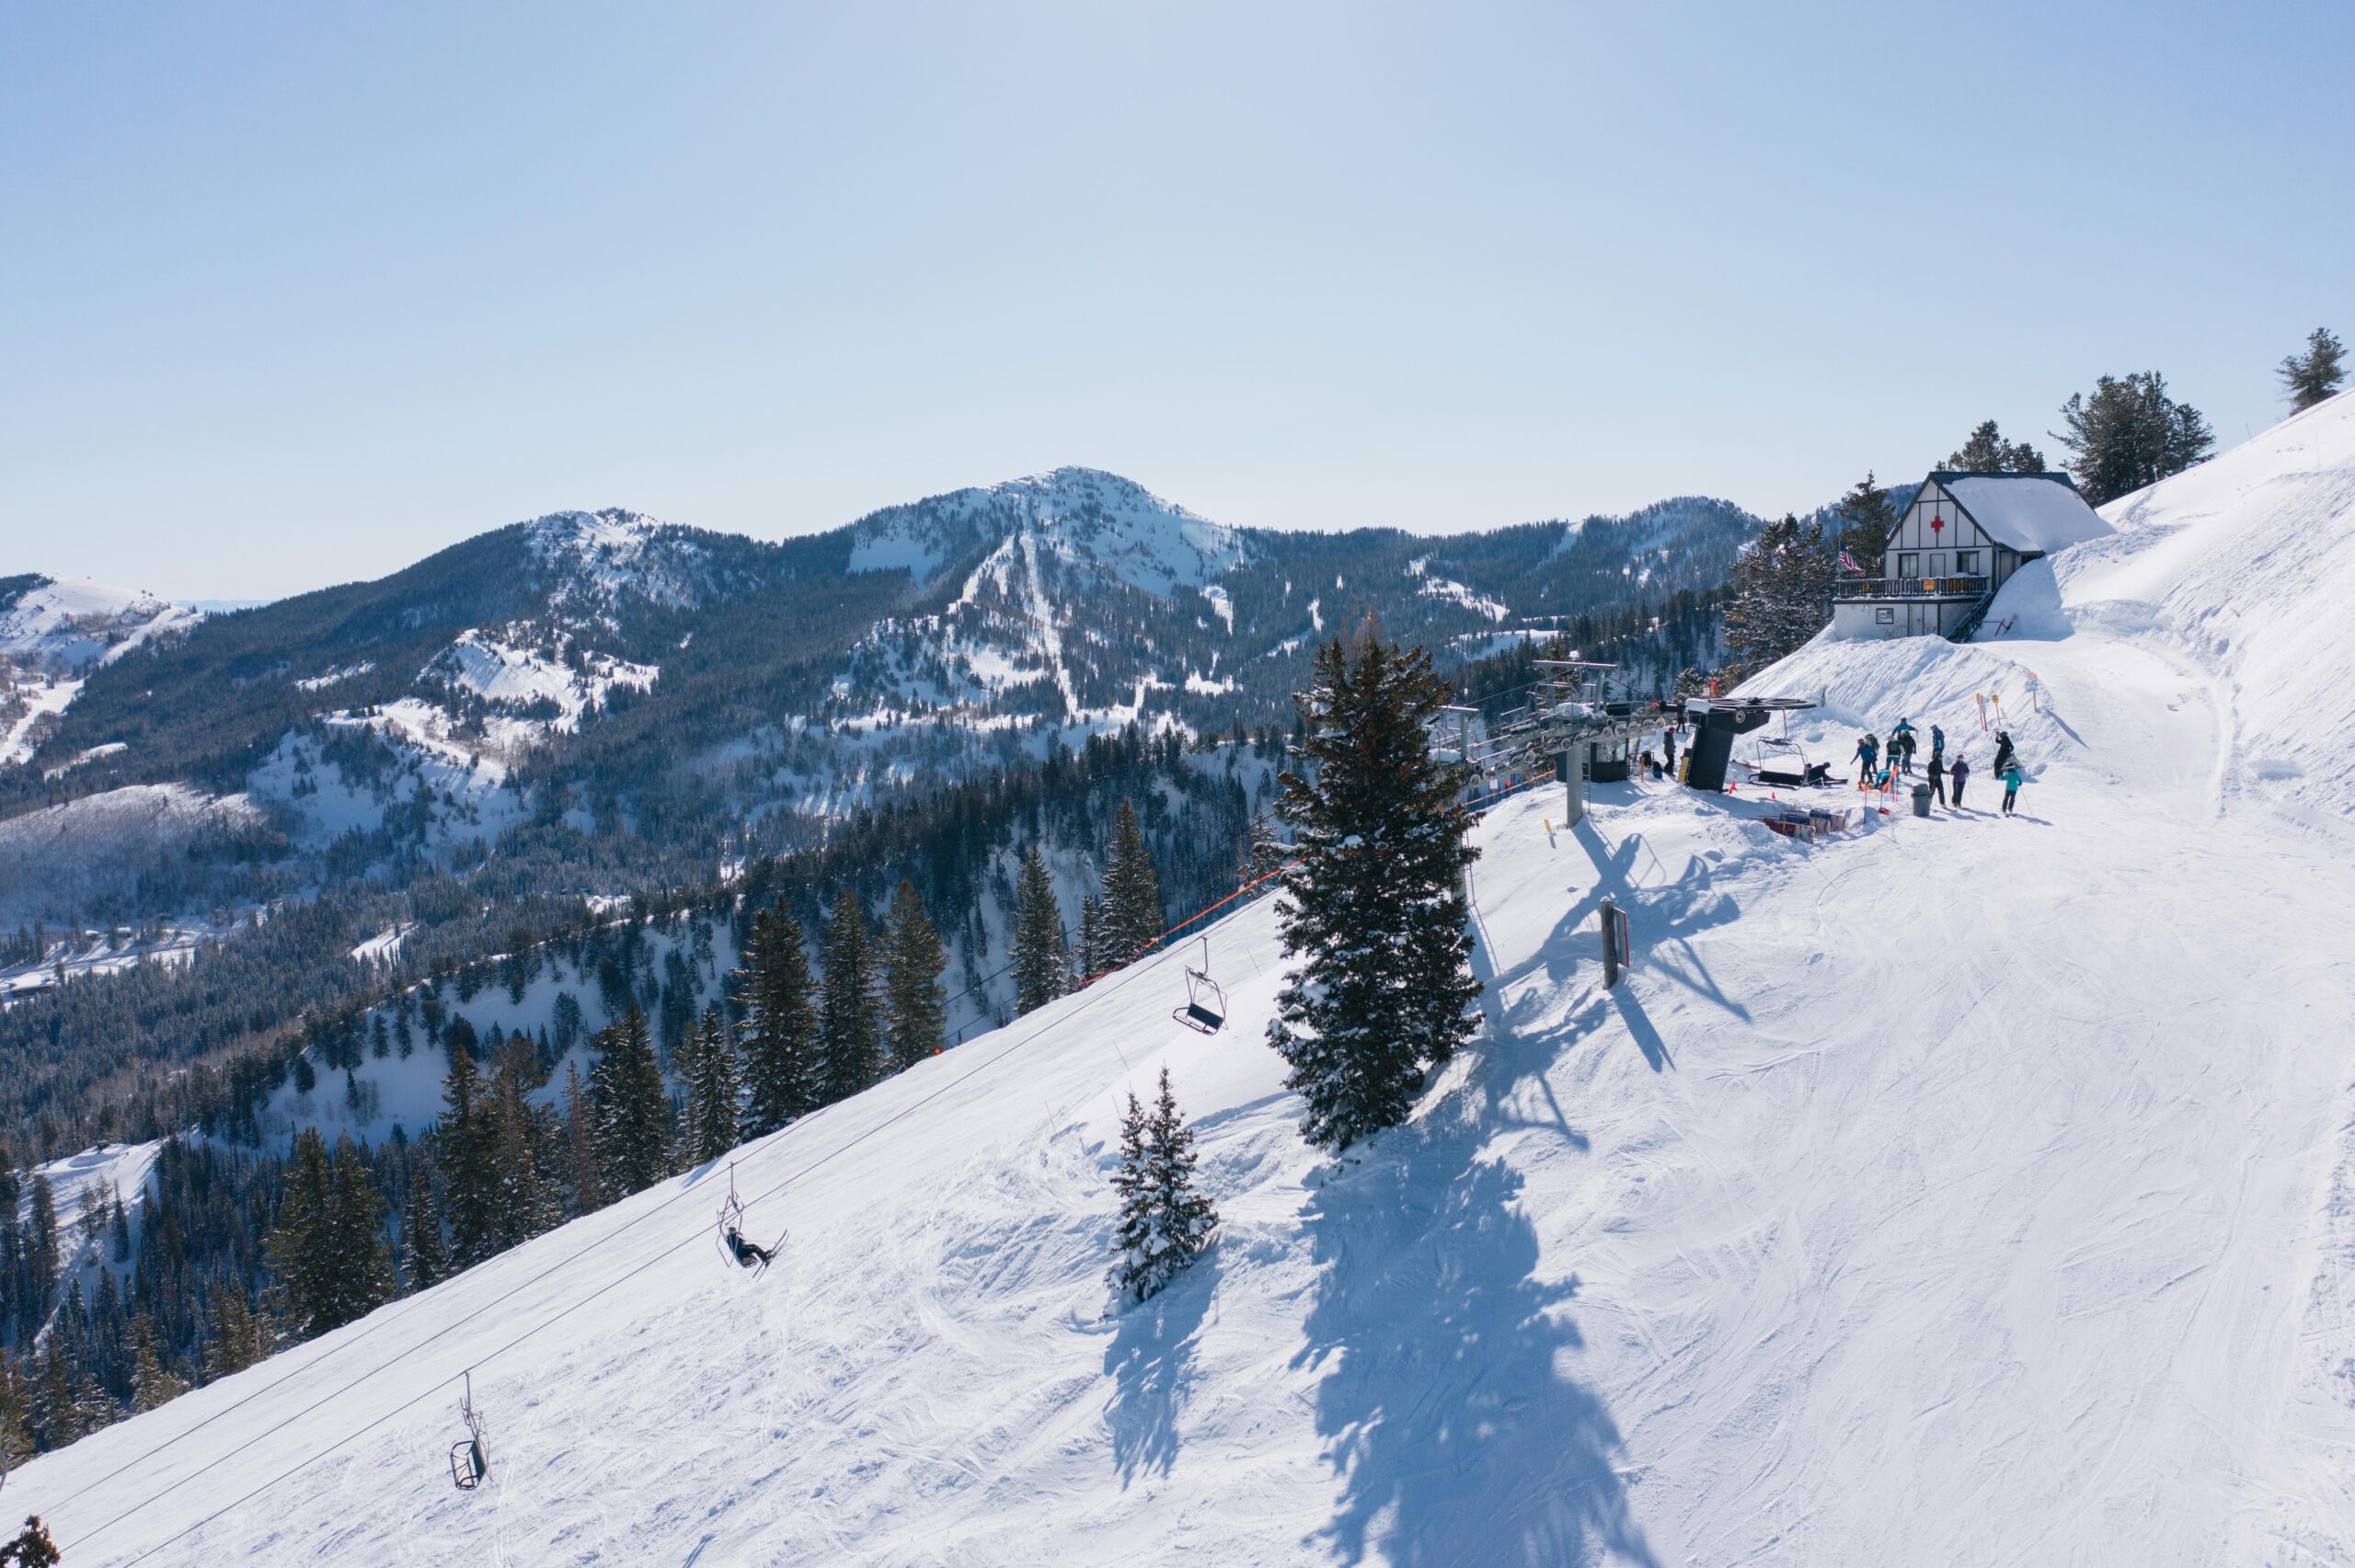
[0,575,200,673]
[21,412,2355,1563]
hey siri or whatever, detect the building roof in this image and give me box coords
[1931,471,2113,555]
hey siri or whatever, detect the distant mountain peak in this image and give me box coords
[520,508,710,616]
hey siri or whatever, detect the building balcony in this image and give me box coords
[1833,575,1990,601]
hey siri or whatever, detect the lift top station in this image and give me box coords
[1523,659,1672,827]
[1681,694,1819,792]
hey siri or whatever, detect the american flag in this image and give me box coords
[1838,549,1865,573]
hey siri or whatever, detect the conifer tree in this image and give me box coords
[1722,513,1831,678]
[1832,473,1894,580]
[1946,420,2048,473]
[561,1060,606,1217]
[1010,848,1067,1014]
[325,1136,394,1327]
[203,1288,266,1381]
[0,1356,34,1469]
[881,880,948,1072]
[1268,623,1482,1151]
[268,1131,391,1336]
[486,1040,557,1250]
[436,1036,500,1267]
[0,1514,60,1568]
[404,1179,451,1291]
[130,1316,185,1413]
[264,1129,334,1336]
[739,909,820,1135]
[818,898,880,1101]
[1108,1068,1218,1302]
[1099,800,1164,967]
[683,1007,742,1164]
[1239,808,1289,891]
[2053,371,2215,505]
[2280,326,2346,412]
[1077,895,1104,982]
[589,1008,673,1197]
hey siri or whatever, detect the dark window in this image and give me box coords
[1896,553,1919,578]
[1955,550,1981,574]
[1875,607,1895,624]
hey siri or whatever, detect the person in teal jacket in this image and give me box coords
[1999,762,2025,816]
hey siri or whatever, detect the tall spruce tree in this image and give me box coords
[818,898,880,1102]
[561,1060,606,1216]
[403,1179,451,1291]
[1098,801,1164,967]
[484,1042,557,1252]
[1722,513,1831,678]
[436,1036,500,1267]
[1010,848,1067,1013]
[1077,895,1105,983]
[738,908,820,1135]
[683,1007,742,1164]
[1108,1067,1220,1303]
[1268,624,1482,1151]
[589,1008,673,1197]
[266,1131,390,1337]
[881,880,948,1072]
[2053,371,2215,505]
[1832,472,1895,578]
[1947,420,2048,473]
[129,1317,184,1413]
[2280,326,2346,412]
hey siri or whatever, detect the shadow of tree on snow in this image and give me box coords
[1104,1249,1222,1486]
[1292,1110,1657,1567]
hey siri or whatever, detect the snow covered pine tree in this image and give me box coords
[1108,1067,1218,1303]
[1268,621,1482,1151]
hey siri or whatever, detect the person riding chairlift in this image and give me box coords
[723,1224,775,1270]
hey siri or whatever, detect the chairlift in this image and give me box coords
[716,1162,786,1277]
[449,1370,488,1492]
[1171,935,1226,1036]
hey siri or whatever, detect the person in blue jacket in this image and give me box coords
[1852,731,1878,787]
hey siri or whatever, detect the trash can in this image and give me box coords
[1911,783,1933,818]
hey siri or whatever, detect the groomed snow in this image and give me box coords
[19,403,2355,1565]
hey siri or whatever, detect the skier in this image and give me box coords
[1926,750,1947,807]
[1663,726,1677,776]
[723,1225,775,1270]
[1853,731,1878,787]
[1930,723,1946,761]
[1999,761,2025,817]
[1949,754,1970,809]
[1900,727,1917,775]
[1992,730,2016,776]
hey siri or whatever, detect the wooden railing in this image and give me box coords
[1835,575,1991,601]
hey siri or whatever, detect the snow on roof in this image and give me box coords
[1940,474,2112,555]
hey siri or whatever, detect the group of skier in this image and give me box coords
[1851,719,2027,816]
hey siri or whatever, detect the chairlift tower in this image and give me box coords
[1527,660,1663,827]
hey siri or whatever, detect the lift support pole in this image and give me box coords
[1558,748,1585,828]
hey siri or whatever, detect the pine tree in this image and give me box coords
[403,1179,451,1291]
[265,1128,333,1336]
[1268,623,1483,1151]
[1946,420,2048,474]
[203,1288,268,1381]
[322,1136,394,1329]
[0,1514,60,1568]
[881,880,948,1071]
[1098,800,1164,967]
[1238,807,1289,892]
[683,1007,742,1164]
[1722,513,1831,678]
[2280,326,2346,412]
[0,1356,34,1469]
[589,1008,673,1197]
[436,1036,500,1267]
[1833,471,1896,578]
[739,909,820,1135]
[561,1060,606,1217]
[1010,848,1067,1013]
[485,1041,557,1250]
[2053,371,2215,505]
[1077,895,1104,982]
[818,898,881,1102]
[130,1316,185,1413]
[1108,1068,1219,1303]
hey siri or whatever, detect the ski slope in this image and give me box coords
[18,400,2355,1564]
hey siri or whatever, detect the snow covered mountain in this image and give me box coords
[18,398,2355,1563]
[0,475,1750,929]
[0,575,203,771]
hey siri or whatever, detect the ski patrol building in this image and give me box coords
[1832,472,2111,641]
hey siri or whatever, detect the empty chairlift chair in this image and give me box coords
[449,1371,488,1492]
[1172,936,1226,1036]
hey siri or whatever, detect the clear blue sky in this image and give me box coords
[4,1,2348,601]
